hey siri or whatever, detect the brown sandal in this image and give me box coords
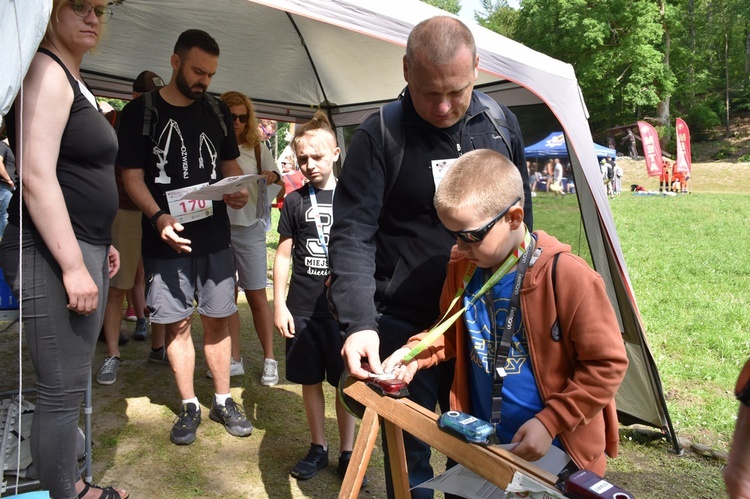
[77,481,129,499]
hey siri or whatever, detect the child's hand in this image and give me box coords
[274,305,295,338]
[382,348,419,384]
[509,417,553,462]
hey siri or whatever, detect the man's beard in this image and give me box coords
[176,67,206,101]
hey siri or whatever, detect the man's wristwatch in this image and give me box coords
[736,359,750,407]
[150,210,167,229]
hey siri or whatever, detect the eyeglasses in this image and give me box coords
[443,196,521,243]
[260,123,276,138]
[69,0,113,24]
[231,113,249,124]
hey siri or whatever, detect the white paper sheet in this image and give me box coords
[178,174,263,201]
[415,445,571,498]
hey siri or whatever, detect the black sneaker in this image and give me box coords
[133,318,148,341]
[337,450,368,486]
[148,346,169,364]
[208,398,253,437]
[170,403,201,445]
[291,443,329,480]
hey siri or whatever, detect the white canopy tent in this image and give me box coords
[2,0,678,452]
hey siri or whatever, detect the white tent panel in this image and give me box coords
[0,0,52,117]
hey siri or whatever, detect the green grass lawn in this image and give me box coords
[609,193,750,449]
[528,188,749,450]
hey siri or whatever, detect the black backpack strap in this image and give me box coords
[142,91,158,138]
[380,92,514,209]
[550,252,562,342]
[379,100,405,210]
[142,92,227,139]
[475,91,514,164]
[203,93,227,137]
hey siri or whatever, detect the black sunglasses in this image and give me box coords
[231,113,249,124]
[443,196,522,243]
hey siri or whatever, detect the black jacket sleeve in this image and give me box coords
[327,117,386,336]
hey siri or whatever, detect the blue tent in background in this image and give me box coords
[525,132,616,158]
[593,142,618,158]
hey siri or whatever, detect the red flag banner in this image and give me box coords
[637,121,664,177]
[675,118,692,173]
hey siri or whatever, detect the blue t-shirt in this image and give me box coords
[463,269,562,448]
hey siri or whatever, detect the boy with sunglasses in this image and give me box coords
[384,149,628,476]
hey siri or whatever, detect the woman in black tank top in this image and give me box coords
[0,1,127,498]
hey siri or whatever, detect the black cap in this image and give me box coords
[133,71,165,93]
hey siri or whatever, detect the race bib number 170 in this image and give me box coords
[166,183,213,224]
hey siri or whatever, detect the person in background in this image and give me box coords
[544,159,554,193]
[725,358,750,499]
[119,29,253,446]
[659,160,672,193]
[551,157,565,198]
[0,0,128,496]
[613,160,623,195]
[528,161,539,197]
[274,147,305,209]
[384,149,628,476]
[258,118,277,151]
[274,112,357,482]
[0,133,16,236]
[96,70,166,386]
[215,90,282,385]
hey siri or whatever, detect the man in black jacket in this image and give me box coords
[328,15,530,497]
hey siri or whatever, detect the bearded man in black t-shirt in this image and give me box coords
[119,29,253,446]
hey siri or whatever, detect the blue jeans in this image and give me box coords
[377,315,455,499]
[0,183,13,237]
[0,225,108,499]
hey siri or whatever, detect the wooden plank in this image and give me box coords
[339,407,380,499]
[383,419,410,498]
[342,381,559,492]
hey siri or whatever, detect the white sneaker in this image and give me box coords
[206,357,245,379]
[260,358,279,386]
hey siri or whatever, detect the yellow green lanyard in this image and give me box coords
[400,229,532,364]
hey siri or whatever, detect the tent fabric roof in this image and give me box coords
[2,0,677,450]
[0,0,50,117]
[525,132,616,159]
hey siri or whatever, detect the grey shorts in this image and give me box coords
[144,248,237,324]
[230,220,268,291]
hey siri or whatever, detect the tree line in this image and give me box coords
[426,0,750,145]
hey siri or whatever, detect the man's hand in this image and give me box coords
[509,417,554,462]
[223,187,248,210]
[341,329,381,379]
[107,245,120,278]
[155,213,192,253]
[261,170,280,185]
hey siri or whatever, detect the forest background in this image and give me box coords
[427,0,750,155]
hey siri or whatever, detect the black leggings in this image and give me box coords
[0,225,108,499]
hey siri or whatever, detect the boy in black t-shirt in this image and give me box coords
[273,112,356,481]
